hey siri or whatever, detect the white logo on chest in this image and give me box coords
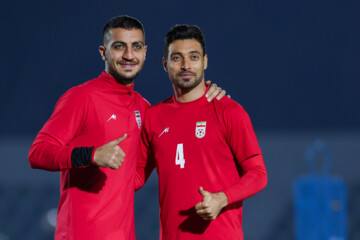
[159,127,170,137]
[107,114,116,122]
[195,121,206,138]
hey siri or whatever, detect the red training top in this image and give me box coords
[29,72,150,240]
[136,93,267,240]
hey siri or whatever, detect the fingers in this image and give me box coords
[206,84,226,102]
[109,145,125,169]
[216,89,226,100]
[195,204,217,220]
[107,156,124,169]
[196,187,219,220]
[195,201,209,211]
[195,202,202,211]
[205,80,212,87]
[114,145,126,159]
[196,187,210,211]
[112,133,127,145]
[195,187,210,211]
[205,83,217,101]
[106,134,127,169]
[196,207,210,215]
[199,186,211,198]
[108,161,120,170]
[199,186,206,197]
[94,134,127,169]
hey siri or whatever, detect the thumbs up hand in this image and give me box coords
[93,134,127,169]
[194,186,228,220]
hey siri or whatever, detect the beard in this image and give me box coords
[107,61,143,86]
[173,70,204,90]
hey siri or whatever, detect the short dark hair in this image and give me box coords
[102,15,145,44]
[164,24,206,58]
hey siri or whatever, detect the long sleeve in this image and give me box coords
[28,87,89,171]
[221,103,267,204]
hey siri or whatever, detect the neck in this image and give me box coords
[173,80,206,103]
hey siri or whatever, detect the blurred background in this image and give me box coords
[0,0,359,239]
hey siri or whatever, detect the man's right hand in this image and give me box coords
[93,134,127,169]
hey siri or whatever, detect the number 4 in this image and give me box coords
[175,143,185,169]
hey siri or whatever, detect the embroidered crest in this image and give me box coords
[195,121,206,138]
[134,110,141,129]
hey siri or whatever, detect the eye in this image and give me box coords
[191,55,200,60]
[114,44,125,50]
[171,56,181,61]
[133,44,143,50]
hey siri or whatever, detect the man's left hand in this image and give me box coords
[205,80,227,102]
[195,186,228,220]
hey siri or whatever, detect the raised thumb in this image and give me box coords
[113,133,127,144]
[199,186,207,197]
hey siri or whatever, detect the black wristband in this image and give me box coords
[71,147,94,167]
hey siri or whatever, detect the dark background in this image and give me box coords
[1,0,359,240]
[1,0,359,135]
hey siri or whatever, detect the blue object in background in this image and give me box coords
[293,140,347,240]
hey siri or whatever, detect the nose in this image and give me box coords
[181,58,190,70]
[123,47,134,60]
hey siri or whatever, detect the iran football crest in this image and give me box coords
[134,110,141,129]
[195,121,206,138]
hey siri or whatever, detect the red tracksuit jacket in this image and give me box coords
[29,72,150,240]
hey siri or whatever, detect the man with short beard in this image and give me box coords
[135,24,267,240]
[29,16,224,240]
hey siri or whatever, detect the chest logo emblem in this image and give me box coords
[159,127,170,137]
[134,110,141,129]
[107,114,117,122]
[195,121,207,138]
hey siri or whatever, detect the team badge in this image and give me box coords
[134,110,141,129]
[195,121,207,138]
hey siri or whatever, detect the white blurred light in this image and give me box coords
[46,208,57,228]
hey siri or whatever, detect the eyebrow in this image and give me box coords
[111,41,145,47]
[170,50,201,56]
[189,50,201,55]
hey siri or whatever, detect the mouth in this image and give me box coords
[178,71,195,78]
[118,61,139,69]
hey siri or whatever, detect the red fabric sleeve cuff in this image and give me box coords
[223,190,233,205]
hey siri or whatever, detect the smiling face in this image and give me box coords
[163,39,207,90]
[99,28,147,86]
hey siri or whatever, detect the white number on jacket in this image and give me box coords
[175,143,185,169]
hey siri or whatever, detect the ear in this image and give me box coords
[162,57,168,72]
[99,46,106,61]
[204,54,208,70]
[143,45,148,60]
